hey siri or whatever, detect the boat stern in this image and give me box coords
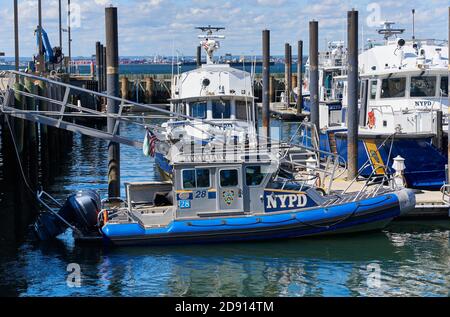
[394,188,416,216]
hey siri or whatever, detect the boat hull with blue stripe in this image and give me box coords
[101,188,414,246]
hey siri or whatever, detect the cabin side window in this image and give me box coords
[369,80,377,99]
[235,101,248,120]
[182,169,210,189]
[381,78,406,98]
[220,169,238,187]
[410,76,437,97]
[245,166,266,186]
[212,100,231,119]
[190,102,207,119]
[441,76,448,97]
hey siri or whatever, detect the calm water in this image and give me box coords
[1,119,450,297]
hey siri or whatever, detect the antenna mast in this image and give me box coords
[196,25,225,64]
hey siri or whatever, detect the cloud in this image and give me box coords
[256,0,286,6]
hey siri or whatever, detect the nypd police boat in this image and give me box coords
[34,134,415,246]
[305,21,449,190]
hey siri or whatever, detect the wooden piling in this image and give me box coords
[196,46,202,67]
[347,10,359,180]
[296,40,303,115]
[269,76,275,103]
[262,29,271,139]
[309,21,320,133]
[102,45,108,91]
[284,43,290,105]
[24,78,39,191]
[435,110,443,151]
[145,77,154,104]
[121,76,129,99]
[13,82,24,156]
[95,42,101,91]
[291,75,297,92]
[106,6,121,198]
[37,80,50,186]
[447,6,450,183]
[14,0,19,76]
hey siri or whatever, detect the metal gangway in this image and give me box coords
[0,70,184,147]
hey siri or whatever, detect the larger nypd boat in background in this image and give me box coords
[153,26,258,179]
[310,21,449,190]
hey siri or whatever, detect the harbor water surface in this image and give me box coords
[1,116,450,297]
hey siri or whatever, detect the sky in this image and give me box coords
[0,0,448,58]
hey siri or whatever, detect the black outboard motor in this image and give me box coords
[34,190,101,241]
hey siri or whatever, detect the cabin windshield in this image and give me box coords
[190,102,207,119]
[441,76,448,97]
[410,76,437,97]
[381,78,406,98]
[220,169,238,187]
[182,168,210,189]
[245,166,268,186]
[212,100,231,119]
[236,101,249,120]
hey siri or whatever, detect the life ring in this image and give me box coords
[102,210,108,224]
[367,110,376,129]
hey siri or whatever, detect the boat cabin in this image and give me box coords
[119,152,327,230]
[170,63,254,124]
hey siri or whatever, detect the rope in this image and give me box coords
[3,113,35,196]
[3,113,83,235]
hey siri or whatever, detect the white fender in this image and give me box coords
[395,189,416,216]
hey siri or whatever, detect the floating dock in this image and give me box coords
[257,102,308,120]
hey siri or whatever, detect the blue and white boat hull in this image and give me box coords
[319,130,447,190]
[101,189,414,246]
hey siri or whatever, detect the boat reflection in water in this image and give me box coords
[3,220,449,297]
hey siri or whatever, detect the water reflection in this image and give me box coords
[2,224,448,297]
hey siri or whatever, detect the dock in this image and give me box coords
[257,102,309,120]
